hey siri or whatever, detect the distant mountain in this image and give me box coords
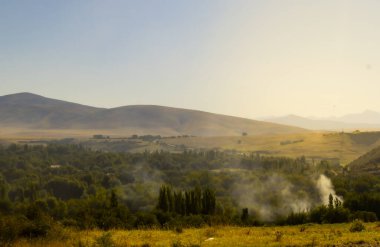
[266,115,348,130]
[266,113,380,131]
[336,110,380,124]
[0,93,307,137]
[0,92,102,128]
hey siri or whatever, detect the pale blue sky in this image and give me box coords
[1,0,380,118]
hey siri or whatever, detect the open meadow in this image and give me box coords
[4,130,380,166]
[9,223,380,247]
[164,132,380,165]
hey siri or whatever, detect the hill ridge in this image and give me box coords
[0,92,307,137]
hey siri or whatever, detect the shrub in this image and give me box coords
[0,214,58,243]
[0,216,26,243]
[350,220,365,232]
[172,240,184,247]
[95,232,115,247]
[174,226,183,234]
[182,215,205,228]
[20,219,51,238]
[274,231,283,242]
[134,212,159,228]
[350,211,377,222]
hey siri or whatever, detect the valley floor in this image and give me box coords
[10,223,380,247]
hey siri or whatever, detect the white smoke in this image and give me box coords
[232,173,344,221]
[316,174,343,205]
[232,174,312,221]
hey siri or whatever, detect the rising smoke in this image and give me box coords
[232,173,342,221]
[316,174,343,205]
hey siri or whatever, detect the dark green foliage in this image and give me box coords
[0,216,26,243]
[0,213,59,243]
[349,211,377,222]
[157,186,215,216]
[283,195,350,225]
[350,219,365,232]
[0,199,12,214]
[284,212,308,225]
[46,178,84,200]
[241,208,249,224]
[95,232,115,247]
[0,143,379,239]
[134,212,159,228]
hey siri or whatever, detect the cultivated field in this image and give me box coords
[10,223,380,247]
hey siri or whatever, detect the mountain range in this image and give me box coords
[0,93,306,137]
[266,111,380,131]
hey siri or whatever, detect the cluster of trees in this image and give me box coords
[157,185,216,215]
[332,173,380,220]
[282,194,377,226]
[0,143,380,243]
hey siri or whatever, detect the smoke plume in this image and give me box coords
[232,173,343,221]
[232,174,312,221]
[316,174,342,205]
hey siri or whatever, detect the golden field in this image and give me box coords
[3,130,380,166]
[10,223,380,247]
[165,132,380,165]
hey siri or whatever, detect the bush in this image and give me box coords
[0,214,58,243]
[182,215,205,228]
[172,240,185,247]
[20,219,51,238]
[174,226,183,234]
[95,232,115,247]
[350,220,365,232]
[274,231,283,242]
[134,212,159,228]
[0,215,26,243]
[350,211,377,222]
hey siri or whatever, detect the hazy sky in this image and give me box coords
[1,0,380,118]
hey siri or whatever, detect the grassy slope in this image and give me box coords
[12,223,380,246]
[164,132,380,165]
[348,145,380,174]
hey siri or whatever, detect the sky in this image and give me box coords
[1,0,380,119]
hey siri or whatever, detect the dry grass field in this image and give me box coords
[9,223,380,247]
[165,132,380,165]
[2,129,380,166]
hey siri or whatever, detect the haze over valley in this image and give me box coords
[3,1,380,246]
[265,111,380,131]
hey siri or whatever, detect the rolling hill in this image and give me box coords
[0,93,307,137]
[348,145,380,175]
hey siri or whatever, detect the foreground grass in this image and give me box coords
[10,222,380,247]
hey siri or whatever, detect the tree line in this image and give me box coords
[157,185,215,215]
[0,143,379,243]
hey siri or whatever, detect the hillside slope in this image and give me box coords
[0,92,102,128]
[348,145,380,175]
[0,93,307,137]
